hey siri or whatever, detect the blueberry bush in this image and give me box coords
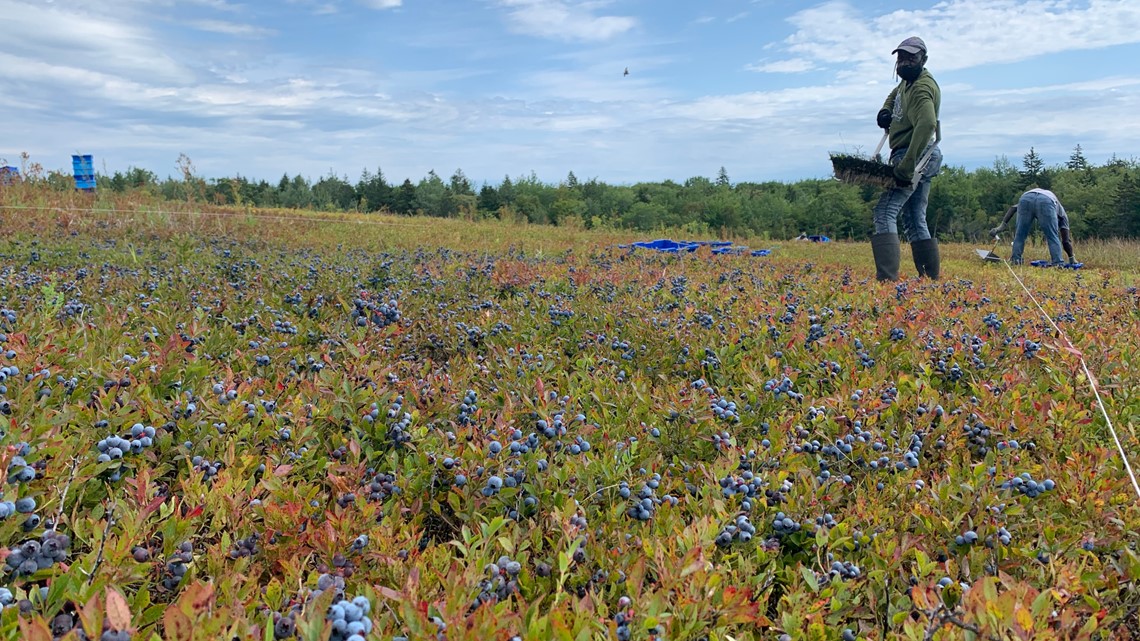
[0,203,1137,641]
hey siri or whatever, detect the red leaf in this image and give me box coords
[105,587,132,631]
[376,585,403,602]
[164,606,193,641]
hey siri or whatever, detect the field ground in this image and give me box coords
[0,200,1138,640]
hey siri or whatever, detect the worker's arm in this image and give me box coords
[989,205,1017,236]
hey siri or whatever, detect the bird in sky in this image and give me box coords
[623,67,629,76]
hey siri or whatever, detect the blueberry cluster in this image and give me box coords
[272,610,297,639]
[363,472,399,502]
[0,365,20,402]
[383,398,413,448]
[710,396,740,422]
[715,514,757,547]
[548,306,574,325]
[717,470,766,511]
[567,435,592,456]
[954,530,979,546]
[7,450,36,484]
[990,526,1013,547]
[889,327,906,341]
[817,359,841,376]
[763,377,802,401]
[162,541,194,589]
[312,572,346,601]
[612,595,634,641]
[229,532,260,559]
[471,555,522,610]
[805,322,827,346]
[827,556,862,580]
[935,359,963,381]
[458,389,478,425]
[814,513,839,530]
[623,477,673,521]
[983,312,1002,330]
[1022,339,1041,358]
[351,296,399,329]
[350,534,368,553]
[5,530,71,577]
[999,472,1055,498]
[96,423,157,465]
[327,595,373,641]
[191,456,223,481]
[271,318,298,335]
[480,473,510,497]
[710,429,733,451]
[772,512,802,536]
[213,382,239,405]
[962,415,994,456]
[537,414,569,440]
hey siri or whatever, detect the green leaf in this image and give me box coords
[800,565,819,592]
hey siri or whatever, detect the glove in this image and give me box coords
[876,108,892,130]
[892,165,913,188]
[988,226,1003,237]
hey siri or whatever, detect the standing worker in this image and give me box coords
[989,187,1074,265]
[871,36,943,281]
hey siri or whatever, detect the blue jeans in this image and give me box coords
[1010,191,1063,265]
[872,145,942,240]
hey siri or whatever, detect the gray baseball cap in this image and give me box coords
[892,36,927,55]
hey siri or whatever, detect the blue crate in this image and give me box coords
[72,154,96,190]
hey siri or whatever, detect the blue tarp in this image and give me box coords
[1030,260,1083,269]
[625,239,772,257]
[0,166,18,186]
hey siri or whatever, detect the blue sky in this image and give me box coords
[3,0,1140,186]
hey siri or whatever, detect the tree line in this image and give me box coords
[79,146,1140,240]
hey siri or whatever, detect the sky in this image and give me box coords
[2,0,1140,186]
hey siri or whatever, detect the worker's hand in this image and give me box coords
[988,226,1003,237]
[892,165,913,188]
[877,109,892,130]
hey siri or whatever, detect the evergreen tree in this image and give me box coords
[394,179,417,215]
[716,166,731,187]
[1112,172,1140,238]
[449,169,473,196]
[1066,145,1089,171]
[1020,147,1045,187]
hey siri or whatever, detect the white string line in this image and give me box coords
[1001,258,1140,500]
[0,203,444,229]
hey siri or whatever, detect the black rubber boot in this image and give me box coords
[871,233,900,281]
[911,238,941,279]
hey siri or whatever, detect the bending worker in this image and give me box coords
[990,187,1075,266]
[871,36,943,281]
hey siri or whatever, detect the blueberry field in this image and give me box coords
[0,203,1139,641]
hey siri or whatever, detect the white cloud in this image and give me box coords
[770,0,1140,78]
[746,58,815,73]
[0,0,192,83]
[359,0,401,8]
[497,0,637,42]
[189,19,275,37]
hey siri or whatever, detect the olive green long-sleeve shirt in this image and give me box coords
[881,69,940,182]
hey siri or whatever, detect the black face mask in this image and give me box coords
[897,62,923,82]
